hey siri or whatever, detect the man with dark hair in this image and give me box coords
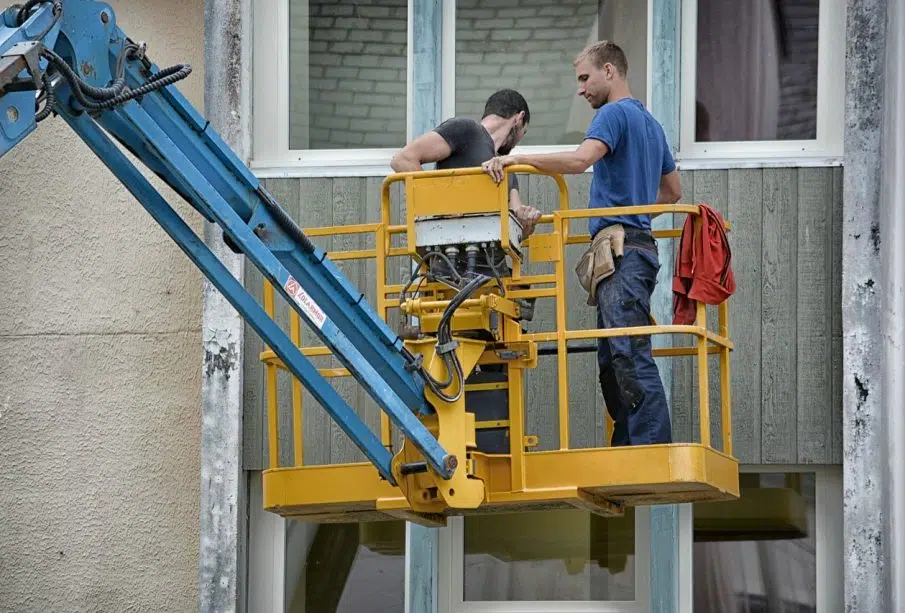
[482,42,682,447]
[390,88,541,237]
[391,89,539,454]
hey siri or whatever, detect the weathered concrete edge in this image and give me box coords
[881,0,905,608]
[200,1,252,612]
[648,0,680,609]
[842,1,888,612]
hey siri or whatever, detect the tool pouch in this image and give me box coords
[575,224,625,306]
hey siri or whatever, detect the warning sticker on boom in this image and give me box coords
[283,276,327,329]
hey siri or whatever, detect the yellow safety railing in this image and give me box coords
[260,166,733,476]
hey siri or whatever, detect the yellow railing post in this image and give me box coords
[376,222,392,450]
[696,300,711,449]
[290,311,304,467]
[508,366,527,491]
[264,282,279,470]
[719,300,732,457]
[554,213,570,450]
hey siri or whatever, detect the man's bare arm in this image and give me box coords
[483,138,608,182]
[509,188,541,237]
[390,132,453,172]
[656,170,682,204]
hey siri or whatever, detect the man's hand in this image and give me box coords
[482,154,517,183]
[512,203,541,237]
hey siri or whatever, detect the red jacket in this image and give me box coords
[672,204,735,325]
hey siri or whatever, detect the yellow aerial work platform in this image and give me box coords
[259,166,738,526]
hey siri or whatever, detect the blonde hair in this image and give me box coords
[575,41,628,76]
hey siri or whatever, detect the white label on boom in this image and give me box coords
[283,276,327,329]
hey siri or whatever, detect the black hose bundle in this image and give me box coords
[15,1,192,118]
[40,45,191,113]
[417,271,492,403]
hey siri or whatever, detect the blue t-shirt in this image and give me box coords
[585,98,676,237]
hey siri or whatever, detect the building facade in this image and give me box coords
[0,0,206,611]
[242,1,852,612]
[1,0,901,612]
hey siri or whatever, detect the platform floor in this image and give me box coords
[262,443,739,526]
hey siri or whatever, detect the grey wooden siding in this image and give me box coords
[243,167,843,469]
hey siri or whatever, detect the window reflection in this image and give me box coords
[693,473,817,613]
[463,508,636,601]
[284,520,405,613]
[455,0,649,147]
[695,0,820,142]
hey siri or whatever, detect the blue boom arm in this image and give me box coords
[0,0,458,484]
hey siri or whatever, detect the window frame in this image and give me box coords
[435,466,843,613]
[677,0,846,165]
[251,0,417,177]
[680,465,843,613]
[251,0,657,177]
[437,506,653,613]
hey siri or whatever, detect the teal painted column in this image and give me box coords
[648,0,682,611]
[407,2,443,613]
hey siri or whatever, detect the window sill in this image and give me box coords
[251,162,395,178]
[675,155,843,170]
[250,148,845,179]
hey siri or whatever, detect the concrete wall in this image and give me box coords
[0,1,206,611]
[243,167,843,469]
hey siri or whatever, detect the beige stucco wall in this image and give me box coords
[0,0,205,610]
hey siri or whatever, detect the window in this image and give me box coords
[252,0,410,173]
[436,468,841,613]
[253,0,657,174]
[679,0,845,161]
[451,0,649,149]
[288,0,407,150]
[284,520,406,612]
[691,467,843,613]
[246,473,407,613]
[439,507,651,612]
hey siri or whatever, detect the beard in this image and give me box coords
[496,125,520,155]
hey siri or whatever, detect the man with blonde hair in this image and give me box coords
[482,41,681,447]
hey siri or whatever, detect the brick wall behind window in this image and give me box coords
[454,0,602,147]
[290,0,408,150]
[288,0,649,150]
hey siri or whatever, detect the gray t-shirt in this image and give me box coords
[433,117,519,193]
[428,116,519,278]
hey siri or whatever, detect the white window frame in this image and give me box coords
[251,0,658,177]
[250,0,416,177]
[440,0,654,167]
[678,0,846,167]
[435,465,843,613]
[677,465,843,613]
[437,506,652,613]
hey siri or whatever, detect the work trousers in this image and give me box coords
[594,230,672,446]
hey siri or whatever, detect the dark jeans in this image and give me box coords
[595,230,672,446]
